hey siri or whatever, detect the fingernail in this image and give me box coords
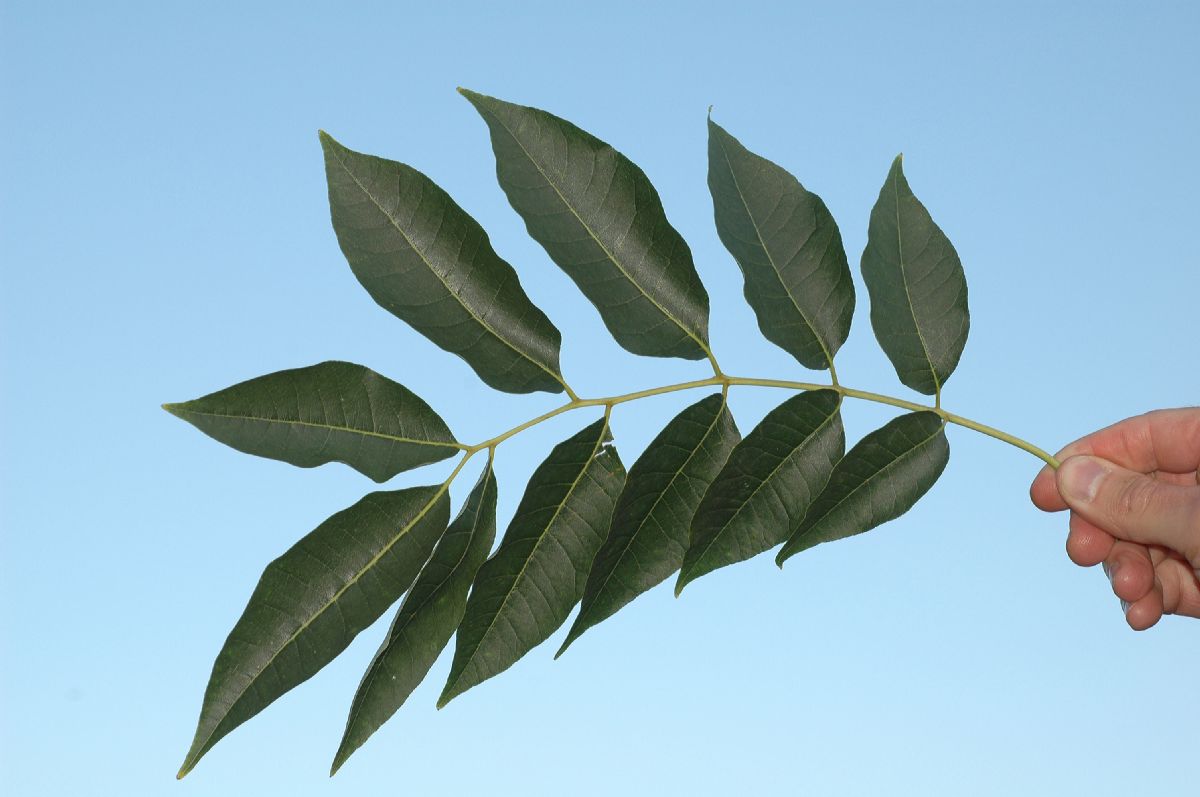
[1059,456,1107,503]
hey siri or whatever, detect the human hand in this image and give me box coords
[1030,407,1200,629]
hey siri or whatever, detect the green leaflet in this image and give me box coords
[861,156,970,396]
[178,486,451,778]
[332,462,497,774]
[558,393,739,656]
[320,132,567,395]
[163,361,459,483]
[438,417,625,706]
[777,411,949,564]
[676,390,844,594]
[707,119,854,371]
[459,89,712,362]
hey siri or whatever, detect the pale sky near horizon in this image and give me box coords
[2,2,1198,795]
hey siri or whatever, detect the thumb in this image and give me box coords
[1056,455,1200,564]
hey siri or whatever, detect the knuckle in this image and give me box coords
[1110,477,1156,521]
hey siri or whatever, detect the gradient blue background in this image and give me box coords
[2,2,1197,794]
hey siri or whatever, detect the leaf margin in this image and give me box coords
[437,415,625,707]
[330,458,498,775]
[162,360,462,483]
[177,482,452,779]
[675,389,845,595]
[860,154,970,396]
[706,116,855,372]
[556,391,740,657]
[776,409,950,565]
[457,87,715,364]
[320,129,571,396]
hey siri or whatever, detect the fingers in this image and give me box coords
[1029,407,1200,512]
[1120,547,1200,628]
[1065,522,1200,628]
[1030,466,1066,511]
[1056,455,1200,564]
[1065,513,1113,566]
[1154,553,1200,620]
[1123,582,1165,630]
[1102,540,1155,604]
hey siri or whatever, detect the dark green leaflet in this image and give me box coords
[438,417,625,706]
[861,156,970,395]
[320,132,567,395]
[777,411,949,564]
[707,119,854,371]
[459,89,712,361]
[558,394,739,656]
[178,486,451,778]
[332,462,497,774]
[163,361,459,483]
[676,390,844,594]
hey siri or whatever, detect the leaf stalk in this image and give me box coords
[462,375,1060,468]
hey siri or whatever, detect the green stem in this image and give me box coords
[461,373,1060,469]
[703,346,725,381]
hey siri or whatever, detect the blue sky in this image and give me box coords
[2,2,1197,794]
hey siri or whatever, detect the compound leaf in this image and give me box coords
[676,390,844,593]
[459,88,712,361]
[163,361,460,483]
[320,131,567,395]
[861,156,969,395]
[707,118,854,371]
[439,417,625,706]
[178,486,451,778]
[332,461,497,774]
[558,393,739,656]
[778,411,949,565]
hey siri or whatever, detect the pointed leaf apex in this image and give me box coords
[436,677,464,709]
[554,627,581,659]
[329,733,357,776]
[673,575,687,598]
[707,104,714,118]
[161,402,181,416]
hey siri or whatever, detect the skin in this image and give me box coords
[1029,407,1200,630]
